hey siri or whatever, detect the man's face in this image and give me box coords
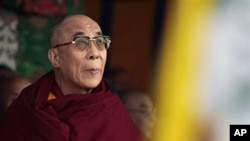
[125,93,156,139]
[52,16,107,93]
[3,77,31,111]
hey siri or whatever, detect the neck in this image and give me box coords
[54,71,92,95]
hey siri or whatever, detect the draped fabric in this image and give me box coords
[0,71,144,141]
[152,0,215,141]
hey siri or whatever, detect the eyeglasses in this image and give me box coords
[127,107,156,115]
[52,36,111,50]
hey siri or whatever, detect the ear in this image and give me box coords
[48,48,60,68]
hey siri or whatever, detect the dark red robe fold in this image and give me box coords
[0,71,144,141]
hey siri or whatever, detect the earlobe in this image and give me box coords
[48,49,60,68]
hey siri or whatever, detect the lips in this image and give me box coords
[85,68,100,74]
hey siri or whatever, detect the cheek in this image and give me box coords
[59,50,82,68]
[3,97,13,110]
[101,52,107,67]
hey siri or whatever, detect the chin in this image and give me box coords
[84,80,102,89]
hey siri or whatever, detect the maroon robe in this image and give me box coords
[0,71,144,141]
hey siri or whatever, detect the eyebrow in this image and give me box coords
[139,103,152,109]
[96,32,103,35]
[74,32,85,37]
[73,31,103,37]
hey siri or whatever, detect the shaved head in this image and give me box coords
[47,14,108,94]
[49,15,101,48]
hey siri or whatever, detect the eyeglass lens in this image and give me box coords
[74,36,110,50]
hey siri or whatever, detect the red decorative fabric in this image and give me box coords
[23,0,67,16]
[0,71,144,141]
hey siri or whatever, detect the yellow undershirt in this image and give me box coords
[48,92,56,100]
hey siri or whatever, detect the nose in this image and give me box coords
[87,41,99,60]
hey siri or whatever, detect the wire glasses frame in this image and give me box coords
[127,107,156,116]
[52,36,111,50]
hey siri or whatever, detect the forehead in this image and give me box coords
[126,93,152,107]
[60,15,102,37]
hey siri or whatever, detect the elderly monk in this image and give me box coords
[0,15,144,141]
[119,89,157,140]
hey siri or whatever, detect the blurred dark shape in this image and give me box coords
[119,89,156,140]
[0,72,31,117]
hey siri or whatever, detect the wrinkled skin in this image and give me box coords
[48,15,107,94]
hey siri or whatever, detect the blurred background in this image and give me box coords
[0,0,249,141]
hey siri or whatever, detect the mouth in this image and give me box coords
[85,68,100,74]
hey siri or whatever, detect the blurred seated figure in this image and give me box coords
[119,89,157,140]
[0,64,13,76]
[105,67,133,94]
[0,72,31,117]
